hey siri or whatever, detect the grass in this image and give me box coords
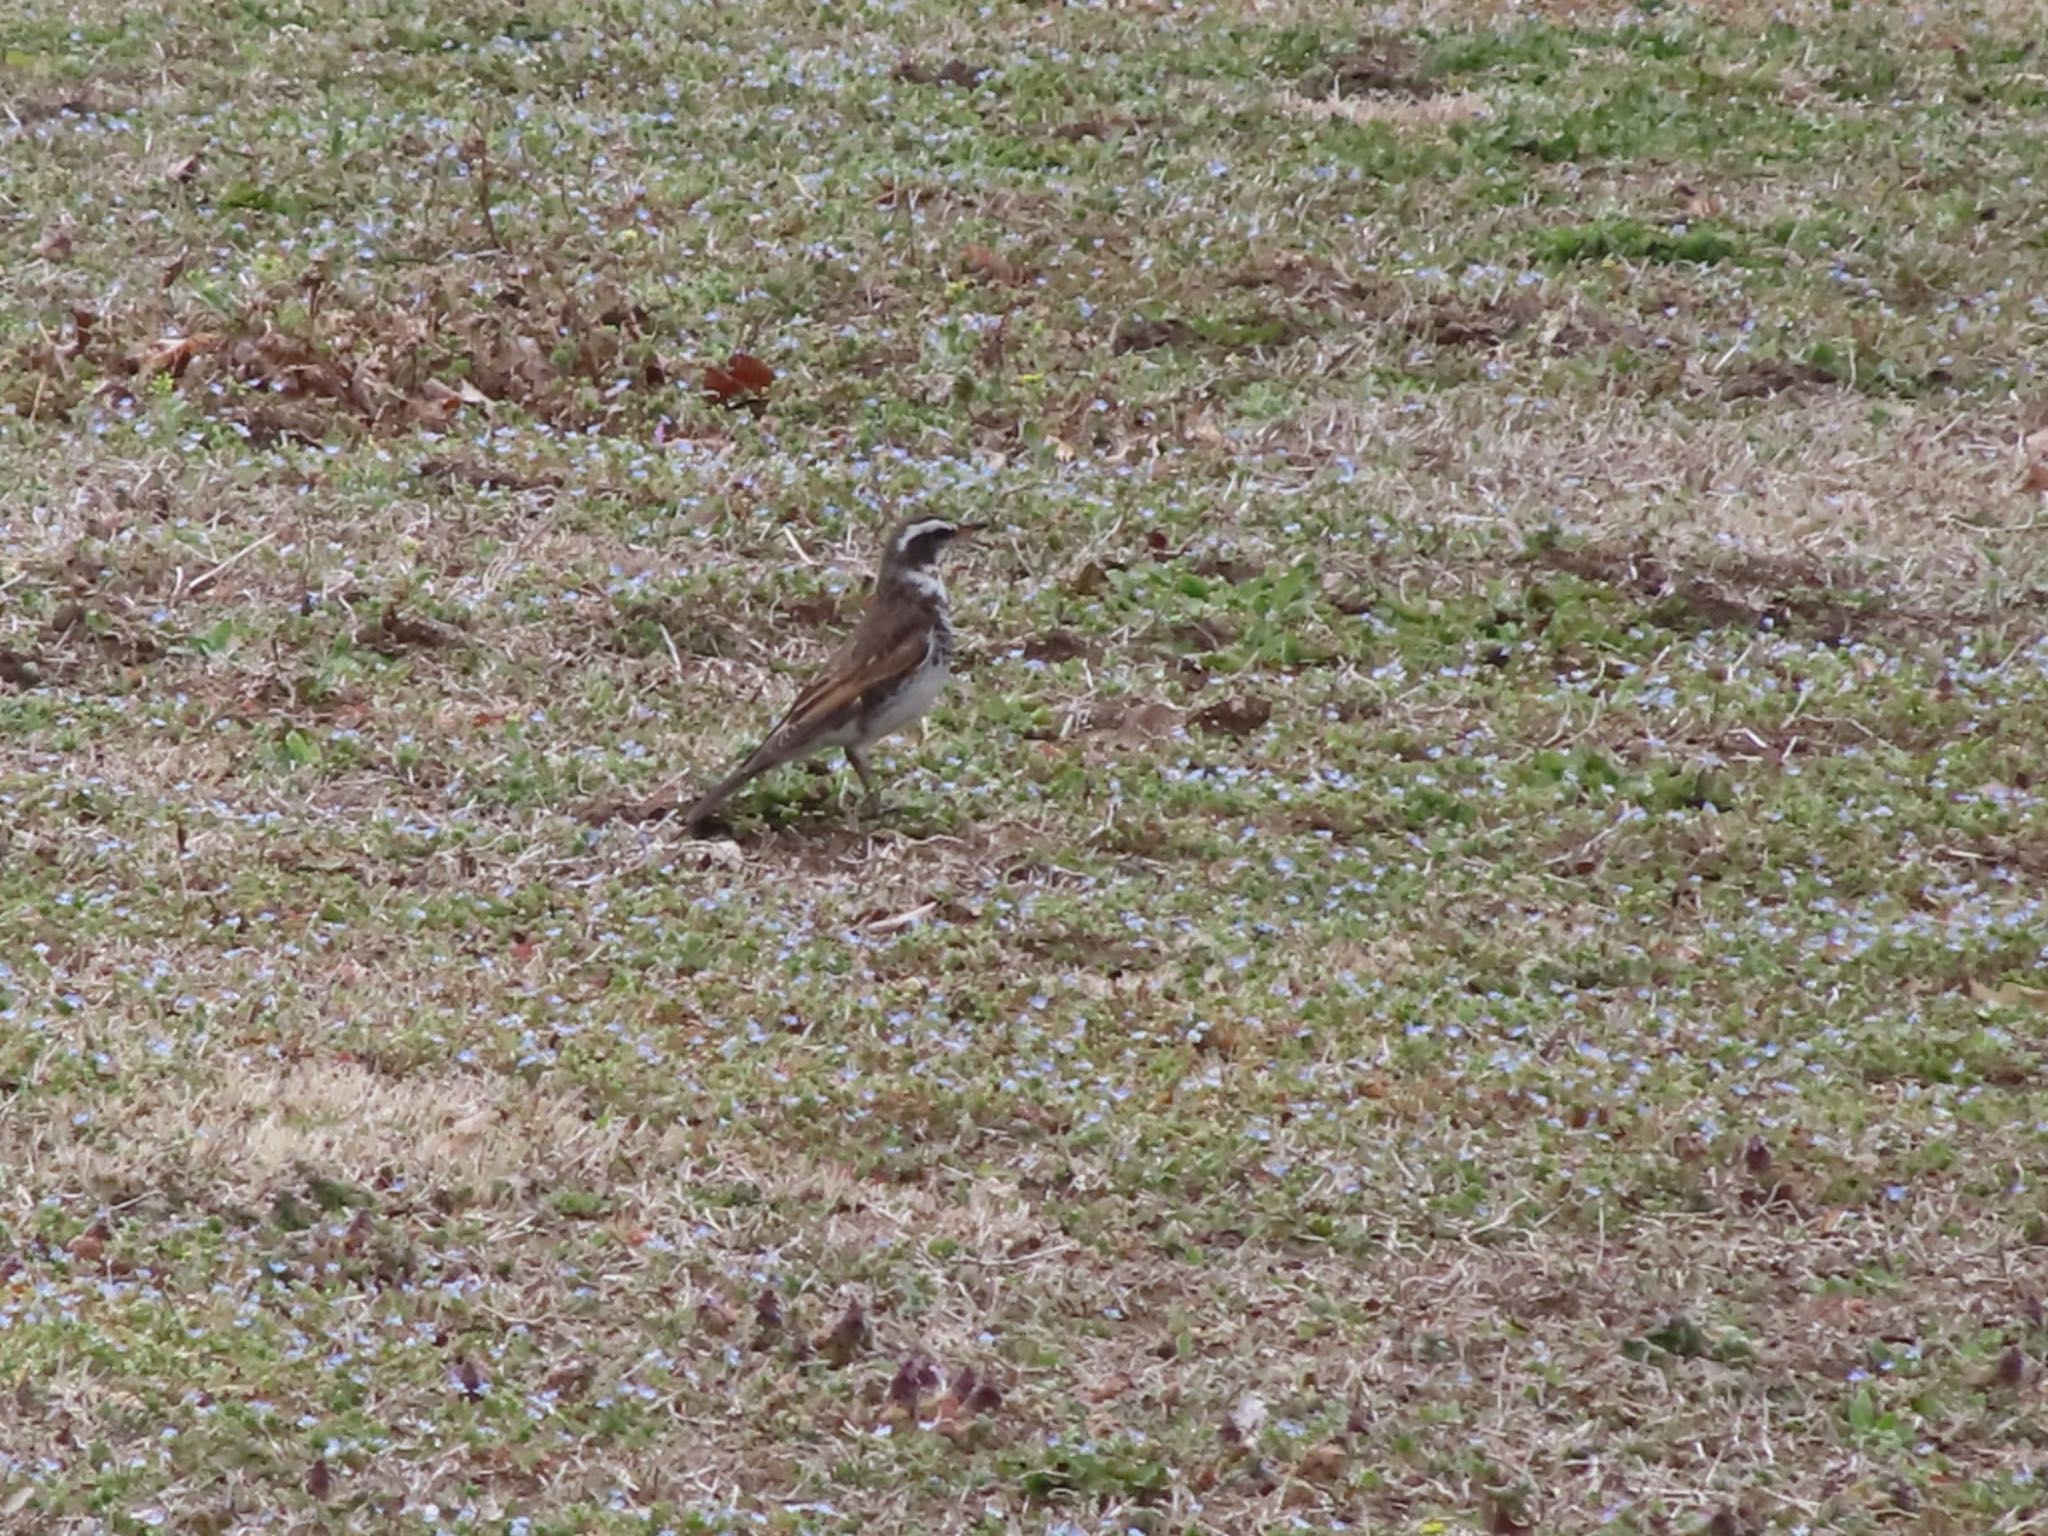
[4,0,2048,1530]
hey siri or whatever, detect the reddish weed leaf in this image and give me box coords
[305,1457,332,1499]
[1995,1346,2027,1387]
[963,1374,1003,1415]
[888,1356,940,1409]
[816,1298,870,1367]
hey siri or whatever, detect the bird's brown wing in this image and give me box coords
[766,596,934,749]
[683,591,939,826]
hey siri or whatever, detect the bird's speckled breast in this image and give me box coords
[862,607,951,741]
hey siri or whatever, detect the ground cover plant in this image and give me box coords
[5,0,2048,1530]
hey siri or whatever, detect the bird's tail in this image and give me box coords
[681,740,780,827]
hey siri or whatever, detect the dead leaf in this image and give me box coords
[1022,629,1097,663]
[2023,427,2048,495]
[455,1356,485,1398]
[35,224,74,261]
[1110,700,1181,748]
[1969,977,2048,1012]
[1296,1442,1348,1484]
[928,1364,1003,1442]
[894,58,990,88]
[357,605,464,656]
[0,650,42,689]
[1064,560,1112,598]
[1174,617,1238,654]
[703,351,774,408]
[305,1457,332,1499]
[127,332,219,382]
[1193,695,1272,738]
[1079,1371,1133,1405]
[542,1358,595,1398]
[697,1292,739,1336]
[166,152,203,185]
[725,352,774,391]
[963,243,1032,286]
[1112,315,1196,354]
[1485,1490,1538,1536]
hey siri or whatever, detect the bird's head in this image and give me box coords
[880,516,984,575]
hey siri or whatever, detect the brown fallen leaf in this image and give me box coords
[1064,560,1112,598]
[894,58,990,88]
[725,352,774,392]
[1078,1370,1133,1405]
[305,1457,332,1499]
[1296,1442,1348,1484]
[356,605,464,657]
[66,1220,110,1265]
[703,351,775,407]
[0,649,42,689]
[928,1364,1004,1442]
[2023,426,2048,494]
[1193,695,1273,738]
[1112,314,1196,355]
[962,243,1031,286]
[1110,700,1181,748]
[541,1358,595,1398]
[1022,629,1097,663]
[36,224,74,261]
[697,1291,739,1337]
[1969,977,2048,1013]
[166,152,203,185]
[127,332,219,382]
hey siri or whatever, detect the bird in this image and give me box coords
[681,516,982,830]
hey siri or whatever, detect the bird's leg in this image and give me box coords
[847,746,883,819]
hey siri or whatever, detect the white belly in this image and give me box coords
[863,656,949,742]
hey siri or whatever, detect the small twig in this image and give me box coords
[179,528,280,601]
[469,104,506,252]
[657,623,685,680]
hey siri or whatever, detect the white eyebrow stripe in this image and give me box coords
[892,518,956,552]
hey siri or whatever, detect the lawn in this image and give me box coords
[4,0,2048,1531]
